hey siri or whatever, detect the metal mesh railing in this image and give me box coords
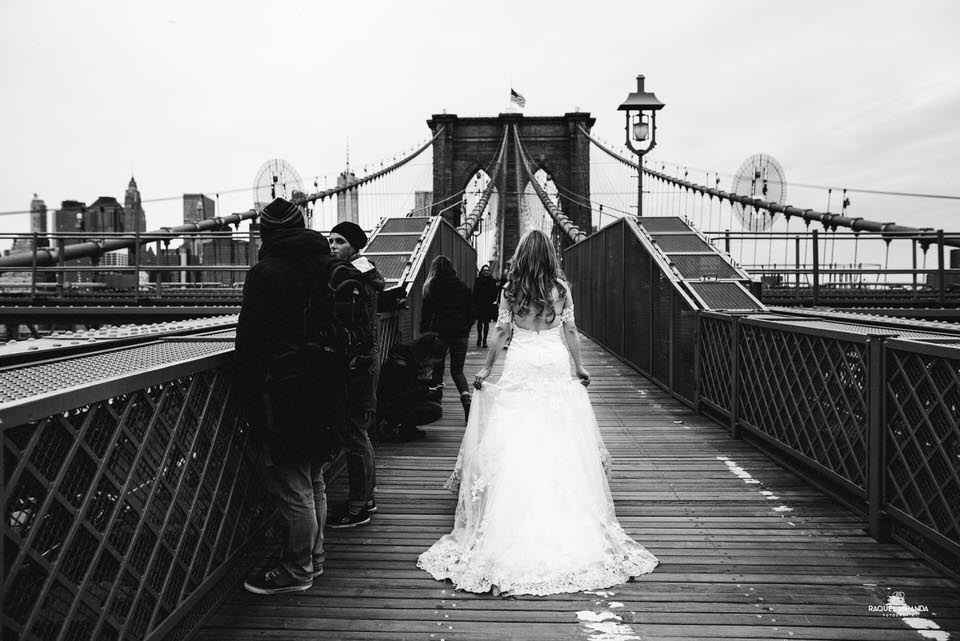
[884,339,960,572]
[2,351,271,641]
[737,319,871,493]
[696,313,960,576]
[698,313,735,420]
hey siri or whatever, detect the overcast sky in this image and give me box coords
[1,0,958,241]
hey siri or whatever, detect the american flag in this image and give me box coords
[510,88,526,108]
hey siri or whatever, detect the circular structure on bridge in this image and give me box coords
[731,153,787,231]
[253,159,304,212]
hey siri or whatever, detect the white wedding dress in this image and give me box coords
[417,303,658,596]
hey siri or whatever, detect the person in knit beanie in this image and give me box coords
[326,220,386,529]
[236,196,363,594]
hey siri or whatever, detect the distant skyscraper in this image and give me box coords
[415,191,433,216]
[30,194,47,235]
[10,195,49,253]
[86,197,125,234]
[124,177,147,233]
[183,194,215,225]
[55,200,86,234]
[336,171,359,224]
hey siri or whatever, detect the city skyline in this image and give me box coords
[2,0,958,244]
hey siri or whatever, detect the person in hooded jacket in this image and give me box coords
[235,197,362,595]
[420,255,474,422]
[472,264,499,348]
[326,221,386,529]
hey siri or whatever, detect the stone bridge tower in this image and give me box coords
[427,112,595,268]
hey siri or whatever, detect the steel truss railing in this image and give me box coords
[0,311,404,641]
[578,125,960,250]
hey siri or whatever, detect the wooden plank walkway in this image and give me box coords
[200,333,960,640]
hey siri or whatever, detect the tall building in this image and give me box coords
[10,195,49,253]
[30,194,47,235]
[336,171,359,224]
[183,194,215,225]
[124,177,147,233]
[415,191,433,216]
[55,200,86,234]
[86,197,125,233]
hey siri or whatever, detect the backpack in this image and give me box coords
[261,264,364,458]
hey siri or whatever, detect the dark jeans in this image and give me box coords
[431,335,469,396]
[271,454,326,582]
[341,357,378,511]
[394,400,443,428]
[476,320,489,345]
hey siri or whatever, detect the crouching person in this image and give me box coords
[234,197,361,595]
[378,332,448,442]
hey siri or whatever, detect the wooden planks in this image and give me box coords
[199,333,960,640]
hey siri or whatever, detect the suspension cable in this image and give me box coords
[514,125,586,243]
[296,127,443,206]
[458,126,508,238]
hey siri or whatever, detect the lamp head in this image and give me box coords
[618,75,665,113]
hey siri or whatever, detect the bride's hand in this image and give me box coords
[576,366,591,386]
[474,367,491,390]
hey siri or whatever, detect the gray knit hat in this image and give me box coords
[260,197,304,229]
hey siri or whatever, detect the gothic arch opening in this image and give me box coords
[462,169,500,275]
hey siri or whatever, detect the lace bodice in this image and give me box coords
[497,302,575,330]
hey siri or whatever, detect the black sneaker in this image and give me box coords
[328,500,377,516]
[327,505,371,529]
[312,567,324,579]
[243,567,312,595]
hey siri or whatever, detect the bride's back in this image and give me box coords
[510,282,567,332]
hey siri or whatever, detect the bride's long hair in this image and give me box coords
[504,230,567,321]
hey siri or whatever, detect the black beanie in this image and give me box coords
[330,221,367,250]
[260,197,305,229]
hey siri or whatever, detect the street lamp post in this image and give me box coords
[618,75,665,217]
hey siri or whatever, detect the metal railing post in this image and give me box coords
[794,235,800,291]
[56,237,65,298]
[867,335,890,540]
[134,230,141,304]
[730,316,741,438]
[812,228,820,306]
[937,229,946,306]
[30,232,38,303]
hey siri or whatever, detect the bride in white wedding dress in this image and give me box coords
[417,230,658,596]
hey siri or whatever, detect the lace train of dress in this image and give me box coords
[417,324,658,596]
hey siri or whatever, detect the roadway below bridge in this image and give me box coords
[201,330,960,641]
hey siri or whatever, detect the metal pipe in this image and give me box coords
[0,211,259,269]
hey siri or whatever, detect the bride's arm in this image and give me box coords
[560,283,590,386]
[473,290,511,389]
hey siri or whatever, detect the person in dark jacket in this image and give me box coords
[378,332,448,441]
[420,255,474,421]
[235,197,361,595]
[326,221,386,529]
[472,264,499,348]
